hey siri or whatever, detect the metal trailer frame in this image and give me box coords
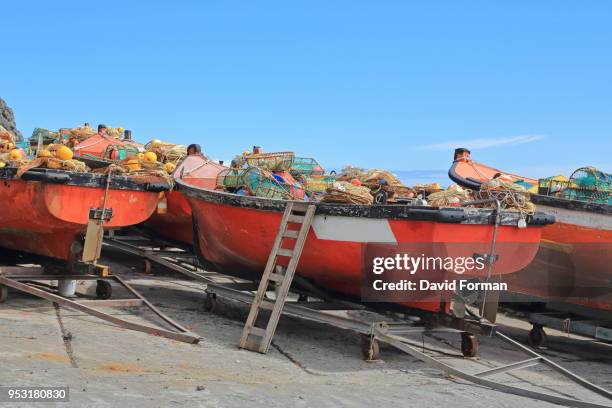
[206,281,612,408]
[0,265,200,344]
[500,292,612,346]
[528,311,612,346]
[101,229,612,407]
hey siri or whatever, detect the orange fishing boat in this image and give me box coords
[0,166,169,266]
[145,155,226,245]
[449,148,612,311]
[178,178,554,316]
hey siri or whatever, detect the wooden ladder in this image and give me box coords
[239,201,316,353]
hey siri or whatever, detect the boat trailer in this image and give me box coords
[104,212,612,408]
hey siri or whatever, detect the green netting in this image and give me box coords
[242,167,292,199]
[291,157,325,176]
[539,167,611,205]
[244,152,294,171]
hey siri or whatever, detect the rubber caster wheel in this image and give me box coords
[360,335,380,361]
[203,293,217,312]
[461,332,478,357]
[95,280,112,300]
[528,325,547,348]
[0,285,8,304]
[143,259,152,275]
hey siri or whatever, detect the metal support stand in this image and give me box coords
[0,265,200,344]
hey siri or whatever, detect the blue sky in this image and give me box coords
[2,1,611,184]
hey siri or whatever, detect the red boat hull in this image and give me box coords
[146,156,226,245]
[181,183,548,313]
[449,149,612,310]
[0,174,162,261]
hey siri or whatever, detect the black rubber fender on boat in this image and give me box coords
[20,170,71,184]
[527,213,555,226]
[145,182,170,192]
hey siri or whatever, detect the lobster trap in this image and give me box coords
[538,167,611,205]
[245,152,294,172]
[290,157,325,176]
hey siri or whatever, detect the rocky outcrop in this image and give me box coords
[0,98,22,141]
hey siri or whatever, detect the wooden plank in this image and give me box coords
[283,230,299,238]
[248,326,266,337]
[268,273,285,283]
[276,248,294,257]
[288,215,305,223]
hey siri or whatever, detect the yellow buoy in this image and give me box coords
[137,152,145,161]
[165,162,176,173]
[0,162,5,168]
[56,145,74,161]
[150,139,161,148]
[38,149,52,158]
[126,159,141,171]
[9,149,23,160]
[143,151,157,163]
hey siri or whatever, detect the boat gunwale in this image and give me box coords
[175,178,554,226]
[448,160,612,215]
[0,166,170,192]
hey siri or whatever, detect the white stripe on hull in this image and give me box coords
[538,205,612,230]
[312,215,397,243]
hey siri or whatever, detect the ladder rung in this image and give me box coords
[283,229,299,238]
[287,215,305,223]
[259,301,275,311]
[276,248,294,257]
[248,326,266,337]
[268,272,285,283]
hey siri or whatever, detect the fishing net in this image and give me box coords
[15,157,90,177]
[477,179,536,215]
[69,124,96,141]
[244,152,294,172]
[413,182,444,194]
[427,184,471,207]
[144,140,188,164]
[93,161,174,188]
[300,175,336,193]
[362,170,403,187]
[321,181,373,205]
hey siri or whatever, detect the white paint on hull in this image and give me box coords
[312,215,397,243]
[538,205,612,230]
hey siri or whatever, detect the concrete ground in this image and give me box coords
[1,255,611,408]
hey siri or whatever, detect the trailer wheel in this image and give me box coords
[95,280,112,300]
[143,259,152,275]
[528,325,547,348]
[0,285,7,303]
[461,332,478,357]
[203,293,217,313]
[360,335,380,361]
